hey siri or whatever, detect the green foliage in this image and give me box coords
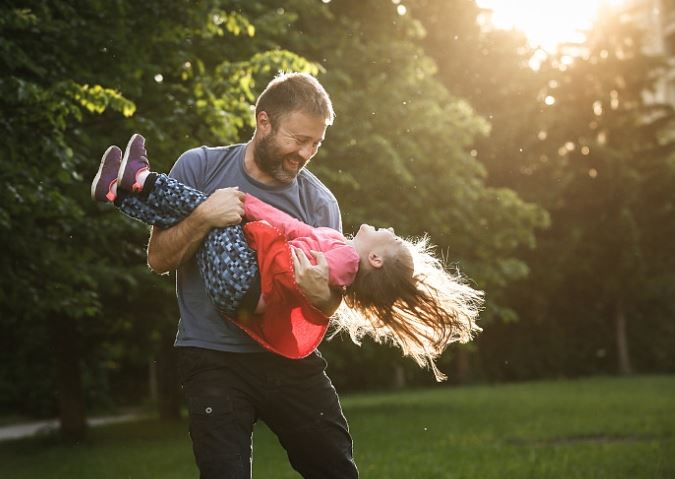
[1,0,551,414]
[282,0,548,304]
[0,0,319,416]
[73,84,136,117]
[5,0,670,420]
[503,10,675,377]
[417,3,675,379]
[230,0,547,386]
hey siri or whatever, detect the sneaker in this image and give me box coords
[118,133,150,192]
[91,145,122,202]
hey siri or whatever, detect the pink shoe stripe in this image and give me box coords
[132,167,150,192]
[106,179,117,202]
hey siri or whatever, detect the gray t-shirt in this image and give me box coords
[169,144,341,352]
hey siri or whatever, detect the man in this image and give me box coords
[147,73,358,478]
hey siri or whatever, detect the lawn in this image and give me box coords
[2,375,673,478]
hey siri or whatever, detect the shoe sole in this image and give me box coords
[91,145,120,201]
[118,133,143,190]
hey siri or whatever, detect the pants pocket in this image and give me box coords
[186,394,250,479]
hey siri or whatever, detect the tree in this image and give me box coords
[266,0,548,385]
[0,0,320,439]
[524,9,675,375]
[409,1,675,378]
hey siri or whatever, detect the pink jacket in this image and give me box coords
[244,194,360,287]
[231,194,360,359]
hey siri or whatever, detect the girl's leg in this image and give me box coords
[116,172,259,317]
[115,173,207,229]
[115,174,260,316]
[197,226,259,317]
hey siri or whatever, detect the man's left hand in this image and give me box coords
[291,248,336,314]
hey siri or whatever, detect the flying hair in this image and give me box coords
[332,235,484,381]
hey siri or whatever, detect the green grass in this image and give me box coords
[2,375,673,478]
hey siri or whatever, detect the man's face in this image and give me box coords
[254,110,327,184]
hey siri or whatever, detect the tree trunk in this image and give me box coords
[455,347,470,384]
[149,358,158,403]
[615,302,633,375]
[53,314,87,441]
[157,327,181,420]
[392,363,406,389]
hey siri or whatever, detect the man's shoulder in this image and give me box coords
[170,144,245,189]
[297,168,341,231]
[177,144,244,166]
[297,168,337,205]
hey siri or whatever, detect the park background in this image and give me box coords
[1,0,674,477]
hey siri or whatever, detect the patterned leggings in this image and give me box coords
[117,174,259,316]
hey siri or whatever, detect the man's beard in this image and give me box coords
[254,131,308,184]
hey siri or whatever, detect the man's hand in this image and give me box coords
[147,187,245,274]
[194,187,246,228]
[291,248,339,315]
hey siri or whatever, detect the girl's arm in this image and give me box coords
[323,245,360,287]
[244,193,316,239]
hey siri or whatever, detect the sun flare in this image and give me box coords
[476,0,626,52]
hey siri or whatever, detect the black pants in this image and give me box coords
[177,347,359,479]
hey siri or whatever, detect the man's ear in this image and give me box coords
[257,111,272,134]
[367,251,384,269]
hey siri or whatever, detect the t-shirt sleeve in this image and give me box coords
[313,195,342,232]
[169,147,206,190]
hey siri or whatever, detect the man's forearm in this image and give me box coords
[146,187,246,274]
[320,288,343,317]
[147,213,212,274]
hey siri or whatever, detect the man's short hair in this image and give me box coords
[255,72,335,128]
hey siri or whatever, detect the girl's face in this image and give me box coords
[351,224,405,267]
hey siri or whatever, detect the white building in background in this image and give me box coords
[621,0,675,106]
[659,0,675,106]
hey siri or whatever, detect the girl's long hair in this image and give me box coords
[333,236,483,381]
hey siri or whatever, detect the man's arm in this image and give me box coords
[147,187,245,274]
[290,193,343,315]
[321,289,343,317]
[292,248,342,316]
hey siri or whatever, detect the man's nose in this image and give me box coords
[299,144,314,161]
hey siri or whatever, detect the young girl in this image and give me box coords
[92,134,483,380]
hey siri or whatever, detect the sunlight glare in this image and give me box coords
[476,0,625,52]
